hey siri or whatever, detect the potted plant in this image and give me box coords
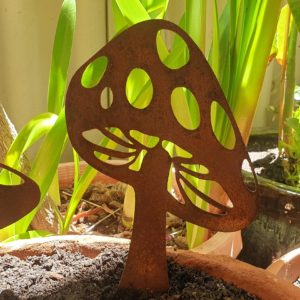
[238,2,300,268]
[1,234,300,299]
[1,1,300,299]
[0,0,245,256]
[0,22,298,292]
[97,0,285,255]
[0,0,296,263]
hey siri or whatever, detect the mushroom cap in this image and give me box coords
[66,19,257,232]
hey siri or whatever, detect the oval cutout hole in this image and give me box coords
[83,129,135,153]
[94,151,136,166]
[82,129,105,146]
[179,174,233,212]
[81,56,108,88]
[171,87,200,131]
[179,178,212,213]
[210,101,236,150]
[130,130,159,148]
[126,68,153,109]
[100,87,113,109]
[156,29,190,69]
[162,140,193,159]
[181,163,209,175]
[129,149,148,172]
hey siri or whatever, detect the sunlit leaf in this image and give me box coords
[30,109,67,199]
[288,0,300,31]
[4,113,57,171]
[48,0,76,114]
[81,56,108,88]
[2,230,53,243]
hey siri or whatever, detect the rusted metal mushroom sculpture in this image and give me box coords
[0,163,40,229]
[66,20,257,292]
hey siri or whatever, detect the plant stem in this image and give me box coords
[278,6,291,147]
[281,18,298,151]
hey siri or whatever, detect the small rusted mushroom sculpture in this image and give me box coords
[0,163,40,229]
[66,20,257,292]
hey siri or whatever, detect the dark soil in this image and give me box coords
[0,248,258,300]
[238,134,300,269]
[247,134,278,152]
[247,134,286,184]
[248,134,300,187]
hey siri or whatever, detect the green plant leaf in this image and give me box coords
[272,5,292,65]
[30,109,67,199]
[62,128,122,233]
[185,0,206,51]
[48,0,76,114]
[286,117,300,130]
[288,0,300,31]
[112,0,168,33]
[2,230,53,243]
[114,0,150,25]
[211,0,220,78]
[81,56,108,88]
[72,149,80,191]
[62,164,97,233]
[4,113,58,171]
[281,18,298,147]
[48,170,61,206]
[140,0,169,19]
[0,110,68,240]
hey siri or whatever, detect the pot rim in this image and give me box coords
[267,247,300,283]
[0,234,299,300]
[243,170,300,196]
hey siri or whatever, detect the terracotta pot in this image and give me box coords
[239,170,300,268]
[267,247,300,283]
[0,235,299,300]
[58,162,242,258]
[58,161,119,188]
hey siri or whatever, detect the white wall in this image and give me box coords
[0,0,107,132]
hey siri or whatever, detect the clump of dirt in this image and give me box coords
[252,153,286,184]
[247,134,298,186]
[0,248,258,300]
[60,182,188,249]
[247,134,278,152]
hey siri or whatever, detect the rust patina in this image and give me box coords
[0,163,40,229]
[65,20,257,292]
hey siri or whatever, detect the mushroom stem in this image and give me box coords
[118,146,170,292]
[118,188,169,292]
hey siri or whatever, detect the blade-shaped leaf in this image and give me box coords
[4,113,58,170]
[288,0,300,31]
[30,109,67,199]
[48,0,76,114]
[2,230,53,243]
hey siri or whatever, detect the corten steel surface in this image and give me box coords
[66,20,257,292]
[0,163,40,229]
